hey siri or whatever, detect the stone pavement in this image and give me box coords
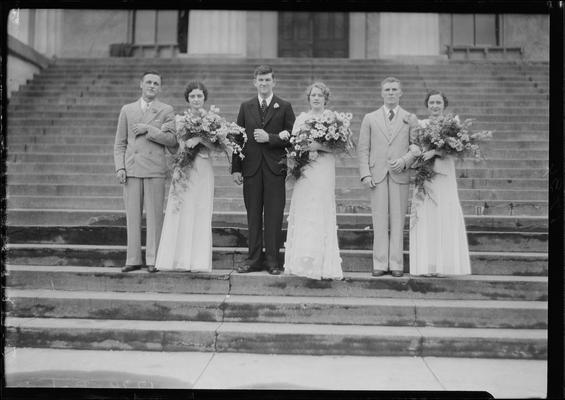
[4,347,546,398]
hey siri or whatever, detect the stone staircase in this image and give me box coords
[5,58,548,359]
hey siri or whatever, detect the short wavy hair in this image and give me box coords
[380,76,402,89]
[306,81,331,105]
[424,90,449,108]
[184,80,208,102]
[254,65,275,79]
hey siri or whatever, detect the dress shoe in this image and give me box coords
[268,266,283,275]
[147,265,158,273]
[121,265,141,273]
[391,270,404,277]
[371,270,386,277]
[236,264,263,273]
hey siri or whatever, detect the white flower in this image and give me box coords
[274,103,280,109]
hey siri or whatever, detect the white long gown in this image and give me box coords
[409,142,471,276]
[155,150,214,272]
[283,112,343,280]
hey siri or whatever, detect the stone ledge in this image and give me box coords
[8,35,51,69]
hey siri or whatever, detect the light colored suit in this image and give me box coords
[114,99,176,266]
[358,105,416,272]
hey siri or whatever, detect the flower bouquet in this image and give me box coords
[286,110,354,180]
[169,106,246,208]
[410,113,492,197]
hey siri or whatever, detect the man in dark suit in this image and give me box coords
[231,65,295,275]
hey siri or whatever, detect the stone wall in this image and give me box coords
[60,10,130,57]
[503,14,549,61]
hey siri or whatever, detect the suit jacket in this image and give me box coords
[231,95,295,177]
[114,99,176,178]
[358,105,416,184]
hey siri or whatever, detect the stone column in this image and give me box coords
[34,9,63,57]
[379,13,439,57]
[187,10,246,56]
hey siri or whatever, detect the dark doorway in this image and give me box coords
[278,12,349,58]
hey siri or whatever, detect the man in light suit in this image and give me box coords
[358,77,418,277]
[114,71,176,273]
[231,65,295,275]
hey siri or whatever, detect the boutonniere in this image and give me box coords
[273,103,280,109]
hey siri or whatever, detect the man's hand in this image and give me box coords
[389,158,405,173]
[116,170,127,184]
[361,176,376,189]
[232,172,243,185]
[133,123,149,136]
[254,129,269,143]
[279,130,290,140]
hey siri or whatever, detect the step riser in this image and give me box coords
[6,269,548,301]
[6,226,549,253]
[6,211,547,231]
[6,175,548,190]
[6,185,548,202]
[6,197,548,216]
[6,248,548,276]
[4,324,546,359]
[5,154,551,168]
[6,296,547,329]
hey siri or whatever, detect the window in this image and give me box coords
[452,14,499,46]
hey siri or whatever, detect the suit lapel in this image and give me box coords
[248,98,263,128]
[262,95,279,127]
[389,107,405,143]
[141,100,162,124]
[375,107,392,143]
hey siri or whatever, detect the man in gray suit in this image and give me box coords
[358,77,418,277]
[114,71,176,273]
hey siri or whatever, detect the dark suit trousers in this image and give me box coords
[243,162,286,268]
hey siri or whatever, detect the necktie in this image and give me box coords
[388,109,395,121]
[261,99,267,116]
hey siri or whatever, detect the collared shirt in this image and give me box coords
[384,105,399,120]
[140,98,152,113]
[258,94,274,108]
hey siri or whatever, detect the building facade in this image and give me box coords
[7,9,549,95]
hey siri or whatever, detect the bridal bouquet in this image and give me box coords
[410,113,492,197]
[286,110,354,180]
[169,106,246,206]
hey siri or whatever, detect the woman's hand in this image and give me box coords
[186,137,202,149]
[422,150,437,161]
[308,141,322,151]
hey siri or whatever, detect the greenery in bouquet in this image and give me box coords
[411,113,492,198]
[286,109,354,180]
[170,106,247,209]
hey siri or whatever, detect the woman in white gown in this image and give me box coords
[409,90,471,276]
[155,81,214,272]
[283,82,343,280]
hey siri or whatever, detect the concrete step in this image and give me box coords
[6,289,547,329]
[6,244,548,276]
[6,162,551,178]
[4,316,547,359]
[8,99,550,110]
[6,195,548,216]
[5,153,550,171]
[5,143,550,160]
[6,173,548,190]
[5,183,548,202]
[5,265,548,301]
[6,225,548,253]
[6,210,547,231]
[7,105,549,117]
